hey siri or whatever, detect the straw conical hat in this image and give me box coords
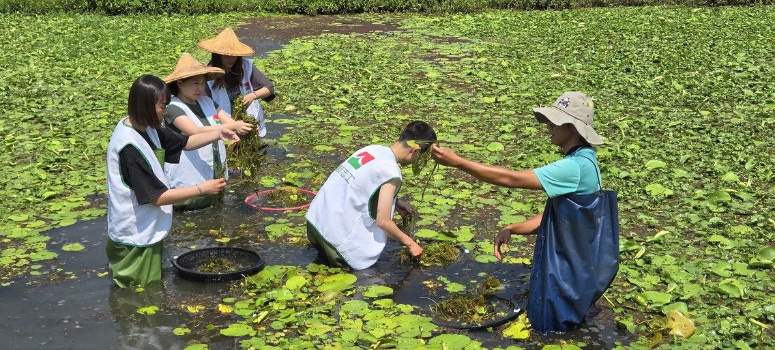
[197,28,255,57]
[163,53,225,83]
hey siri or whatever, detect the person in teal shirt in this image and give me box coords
[432,91,618,332]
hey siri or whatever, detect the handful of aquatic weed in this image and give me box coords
[406,139,439,199]
[227,95,265,182]
[401,240,459,267]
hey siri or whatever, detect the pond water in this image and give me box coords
[0,16,632,350]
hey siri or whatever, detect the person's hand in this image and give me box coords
[396,200,415,217]
[494,226,512,261]
[242,93,257,105]
[431,144,463,167]
[407,241,423,261]
[219,129,240,143]
[200,178,227,195]
[230,121,254,135]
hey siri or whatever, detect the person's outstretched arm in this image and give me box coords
[431,144,544,190]
[375,179,423,259]
[150,178,227,206]
[184,128,239,151]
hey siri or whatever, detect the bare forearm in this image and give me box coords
[251,87,272,100]
[377,218,416,247]
[455,158,539,189]
[151,186,201,206]
[507,212,543,235]
[184,129,220,150]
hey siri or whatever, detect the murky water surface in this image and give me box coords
[0,16,632,350]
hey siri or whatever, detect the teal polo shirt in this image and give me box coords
[534,147,602,199]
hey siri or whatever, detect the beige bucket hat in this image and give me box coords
[533,91,603,145]
[197,27,255,57]
[163,53,225,83]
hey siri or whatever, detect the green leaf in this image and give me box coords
[486,142,504,152]
[220,323,254,337]
[173,327,191,336]
[428,334,472,348]
[645,160,667,170]
[641,291,672,306]
[137,306,159,315]
[313,145,335,151]
[363,285,393,298]
[502,321,530,339]
[284,275,308,290]
[445,282,466,293]
[717,278,745,298]
[62,243,85,252]
[304,322,331,336]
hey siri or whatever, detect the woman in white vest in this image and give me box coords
[162,53,254,211]
[197,27,275,138]
[106,74,240,288]
[305,121,437,270]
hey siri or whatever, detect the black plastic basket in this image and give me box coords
[172,247,265,283]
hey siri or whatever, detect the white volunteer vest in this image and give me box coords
[106,118,172,246]
[208,58,267,137]
[164,96,228,188]
[305,145,402,270]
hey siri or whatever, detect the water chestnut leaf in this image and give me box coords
[363,285,393,298]
[220,323,254,337]
[717,278,745,298]
[61,243,85,252]
[137,306,159,315]
[641,291,672,306]
[503,320,530,339]
[720,172,740,182]
[645,160,667,170]
[429,333,472,348]
[173,327,191,336]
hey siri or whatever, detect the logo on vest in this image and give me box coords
[347,152,375,170]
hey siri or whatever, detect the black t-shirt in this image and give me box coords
[118,127,189,205]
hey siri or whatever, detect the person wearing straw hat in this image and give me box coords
[198,27,275,138]
[106,74,240,288]
[163,53,255,211]
[431,91,619,333]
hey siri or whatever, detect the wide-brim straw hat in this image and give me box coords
[533,91,604,145]
[163,53,225,83]
[197,27,255,57]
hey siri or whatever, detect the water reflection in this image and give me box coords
[109,284,182,350]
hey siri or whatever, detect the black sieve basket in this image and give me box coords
[172,247,265,283]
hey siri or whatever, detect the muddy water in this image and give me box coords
[0,16,631,350]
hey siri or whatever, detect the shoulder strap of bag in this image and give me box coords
[577,154,602,191]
